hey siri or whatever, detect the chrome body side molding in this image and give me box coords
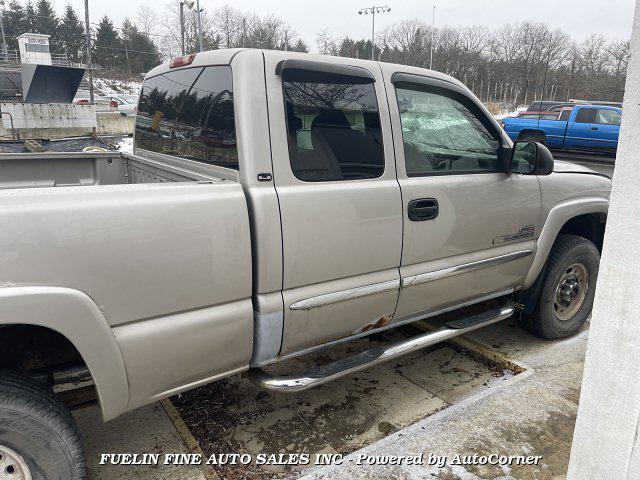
[249,300,515,392]
[402,250,533,288]
[289,279,400,311]
[278,288,514,363]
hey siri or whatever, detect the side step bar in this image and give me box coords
[248,300,515,392]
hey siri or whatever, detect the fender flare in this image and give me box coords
[0,286,128,421]
[524,197,609,289]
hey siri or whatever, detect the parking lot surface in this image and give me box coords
[76,310,587,480]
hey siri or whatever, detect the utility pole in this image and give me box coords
[0,1,8,59]
[83,0,95,138]
[124,44,131,76]
[430,4,435,69]
[196,0,203,52]
[180,0,194,56]
[242,18,246,48]
[358,6,391,61]
[180,2,185,55]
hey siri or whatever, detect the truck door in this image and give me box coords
[383,69,541,323]
[565,107,597,149]
[264,54,403,357]
[589,108,621,152]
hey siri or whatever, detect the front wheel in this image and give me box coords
[0,370,86,480]
[522,234,600,339]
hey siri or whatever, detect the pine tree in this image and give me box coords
[120,18,161,75]
[1,1,27,52]
[35,0,59,50]
[23,1,37,33]
[59,4,84,62]
[93,15,121,70]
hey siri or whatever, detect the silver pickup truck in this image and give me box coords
[0,49,611,479]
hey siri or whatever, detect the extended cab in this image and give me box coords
[502,104,622,154]
[0,49,611,479]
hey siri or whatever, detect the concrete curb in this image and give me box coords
[295,323,536,480]
[160,399,221,480]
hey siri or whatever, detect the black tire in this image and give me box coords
[0,370,86,480]
[523,234,600,339]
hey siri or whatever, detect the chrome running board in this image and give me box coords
[248,300,515,392]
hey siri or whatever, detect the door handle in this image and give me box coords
[591,126,599,130]
[408,198,439,221]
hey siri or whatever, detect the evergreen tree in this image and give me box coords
[23,1,37,33]
[2,1,27,52]
[35,0,59,50]
[59,4,84,62]
[93,15,121,70]
[121,18,161,75]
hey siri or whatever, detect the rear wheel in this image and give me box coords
[0,370,86,480]
[522,234,599,339]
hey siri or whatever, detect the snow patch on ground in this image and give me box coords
[116,136,133,154]
[94,78,142,96]
[494,106,527,120]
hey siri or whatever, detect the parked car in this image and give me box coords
[105,94,138,116]
[516,111,560,120]
[0,49,611,479]
[502,104,621,153]
[526,100,562,111]
[586,100,623,108]
[547,102,582,112]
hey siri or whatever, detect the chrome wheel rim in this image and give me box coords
[0,445,32,480]
[554,262,589,321]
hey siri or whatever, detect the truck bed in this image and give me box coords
[0,150,223,190]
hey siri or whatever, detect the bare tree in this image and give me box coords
[319,20,629,103]
[136,6,158,37]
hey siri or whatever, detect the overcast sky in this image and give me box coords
[60,0,635,50]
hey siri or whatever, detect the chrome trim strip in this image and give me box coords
[402,250,533,288]
[248,300,515,392]
[289,279,400,311]
[278,288,514,362]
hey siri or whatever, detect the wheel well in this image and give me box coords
[558,213,606,252]
[0,324,85,374]
[518,129,546,140]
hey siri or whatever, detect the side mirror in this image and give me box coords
[509,141,554,176]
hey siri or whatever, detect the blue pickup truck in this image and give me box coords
[502,105,621,154]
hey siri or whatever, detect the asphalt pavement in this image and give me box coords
[552,150,616,178]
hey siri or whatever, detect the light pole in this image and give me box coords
[180,0,194,56]
[429,4,435,70]
[83,0,95,138]
[358,5,391,61]
[196,0,203,52]
[0,0,8,59]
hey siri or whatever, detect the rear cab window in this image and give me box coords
[135,66,238,170]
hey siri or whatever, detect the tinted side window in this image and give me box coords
[575,108,597,124]
[135,66,238,170]
[559,109,571,121]
[282,69,384,182]
[395,84,501,176]
[595,109,621,126]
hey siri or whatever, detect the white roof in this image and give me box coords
[17,33,50,40]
